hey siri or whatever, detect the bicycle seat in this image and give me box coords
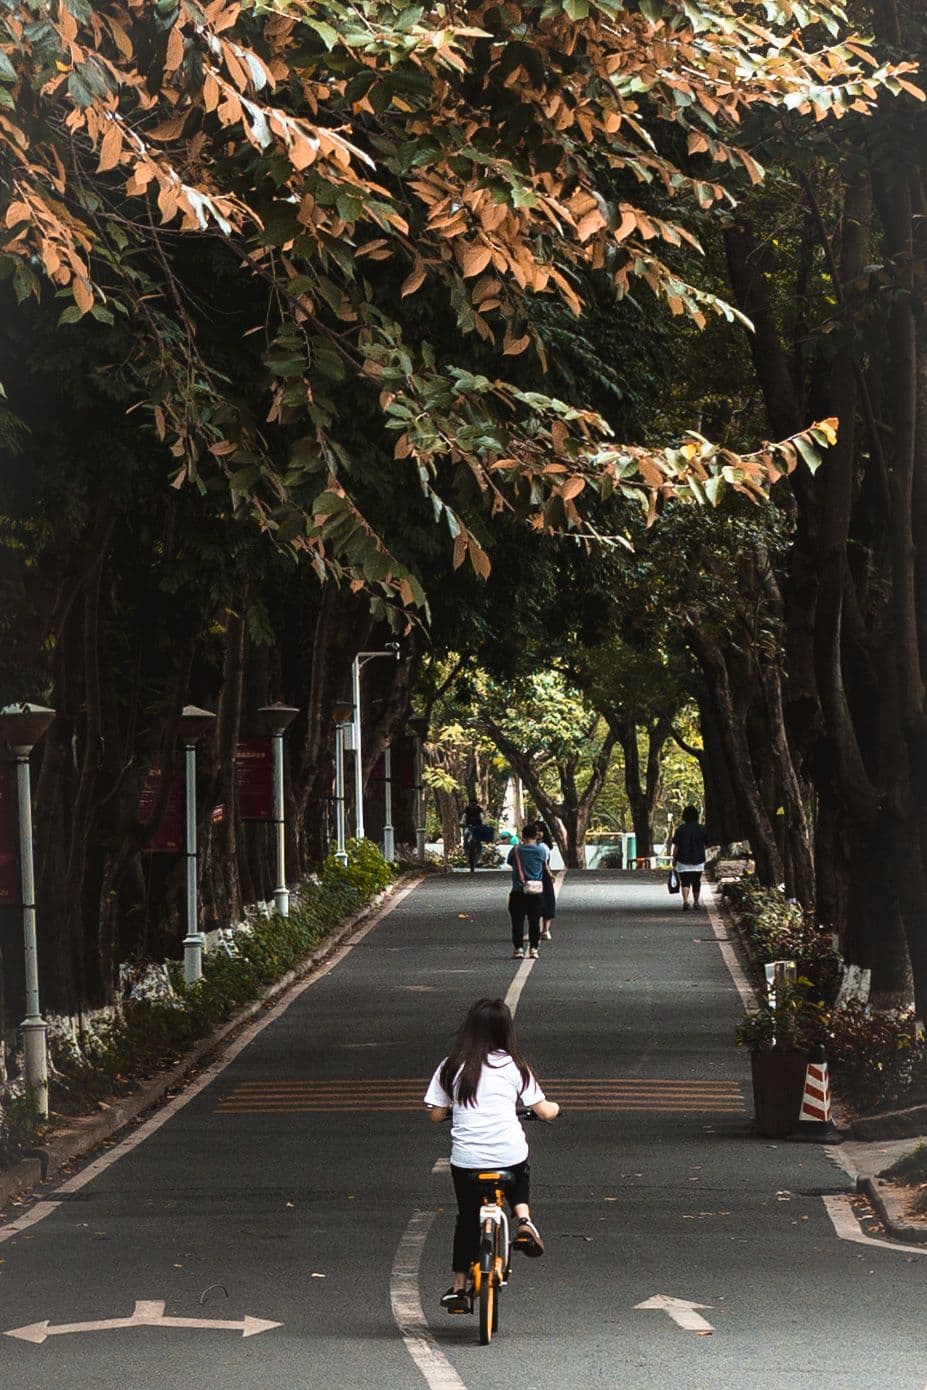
[473,1169,513,1185]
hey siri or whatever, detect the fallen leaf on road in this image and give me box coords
[311,1272,326,1278]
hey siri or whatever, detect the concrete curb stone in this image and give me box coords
[849,1103,927,1141]
[0,874,419,1215]
[859,1175,927,1244]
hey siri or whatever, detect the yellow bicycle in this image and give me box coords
[467,1167,512,1345]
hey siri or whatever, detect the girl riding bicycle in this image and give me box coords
[424,997,560,1313]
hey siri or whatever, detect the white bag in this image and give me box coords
[523,878,544,895]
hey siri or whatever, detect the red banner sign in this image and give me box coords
[0,765,20,903]
[138,765,183,853]
[237,738,274,821]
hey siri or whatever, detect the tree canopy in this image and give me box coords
[3,0,907,608]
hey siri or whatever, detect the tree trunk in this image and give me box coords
[691,631,785,886]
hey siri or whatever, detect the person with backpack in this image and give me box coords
[424,997,560,1313]
[670,805,708,910]
[506,821,550,958]
[461,799,485,873]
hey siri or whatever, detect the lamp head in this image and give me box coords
[332,699,355,725]
[0,703,56,756]
[179,705,216,745]
[257,703,300,737]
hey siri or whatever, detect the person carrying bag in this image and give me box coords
[506,823,550,959]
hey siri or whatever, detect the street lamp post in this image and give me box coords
[407,716,429,866]
[0,703,56,1118]
[350,645,400,843]
[257,704,299,917]
[332,699,354,867]
[179,705,216,986]
[382,744,394,862]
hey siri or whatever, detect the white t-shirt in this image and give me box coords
[424,1051,545,1169]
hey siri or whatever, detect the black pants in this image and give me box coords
[450,1160,531,1272]
[508,889,543,949]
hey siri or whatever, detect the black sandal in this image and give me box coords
[440,1286,471,1314]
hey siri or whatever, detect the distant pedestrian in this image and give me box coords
[507,821,550,958]
[671,806,708,910]
[462,799,485,874]
[535,820,557,941]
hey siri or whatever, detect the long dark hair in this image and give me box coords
[439,998,533,1107]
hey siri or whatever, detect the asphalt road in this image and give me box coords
[1,871,925,1390]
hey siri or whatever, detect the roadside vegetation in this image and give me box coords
[0,843,394,1172]
[727,879,927,1117]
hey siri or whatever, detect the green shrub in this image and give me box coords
[721,879,843,1005]
[736,978,829,1054]
[825,1002,927,1113]
[0,1087,43,1168]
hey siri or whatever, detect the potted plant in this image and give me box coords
[736,980,827,1137]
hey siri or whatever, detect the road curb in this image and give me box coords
[859,1175,927,1244]
[0,874,420,1214]
[849,1104,927,1141]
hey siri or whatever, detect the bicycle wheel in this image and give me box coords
[478,1222,496,1345]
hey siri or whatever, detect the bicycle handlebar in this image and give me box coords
[429,1105,561,1122]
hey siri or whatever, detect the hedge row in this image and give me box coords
[723,877,927,1113]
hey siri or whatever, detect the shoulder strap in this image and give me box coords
[513,847,526,883]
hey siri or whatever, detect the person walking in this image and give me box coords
[424,997,560,1313]
[462,799,485,873]
[670,805,708,910]
[535,819,557,941]
[506,821,550,958]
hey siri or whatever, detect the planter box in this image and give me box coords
[750,1049,809,1137]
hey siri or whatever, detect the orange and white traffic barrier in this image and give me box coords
[791,1042,840,1141]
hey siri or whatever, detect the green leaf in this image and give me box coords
[792,437,822,474]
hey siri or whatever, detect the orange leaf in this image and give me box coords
[452,533,467,569]
[615,207,637,241]
[560,476,586,500]
[73,277,93,314]
[165,22,185,73]
[503,332,531,356]
[460,243,493,278]
[468,539,491,579]
[401,260,427,297]
[96,121,122,173]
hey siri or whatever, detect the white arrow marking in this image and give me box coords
[635,1294,715,1334]
[5,1300,281,1344]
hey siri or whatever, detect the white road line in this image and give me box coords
[504,954,535,1013]
[390,1210,467,1390]
[0,878,422,1242]
[822,1194,927,1256]
[703,884,758,1010]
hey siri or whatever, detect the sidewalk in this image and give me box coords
[835,1136,927,1245]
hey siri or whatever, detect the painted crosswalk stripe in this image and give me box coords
[215,1077,746,1115]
